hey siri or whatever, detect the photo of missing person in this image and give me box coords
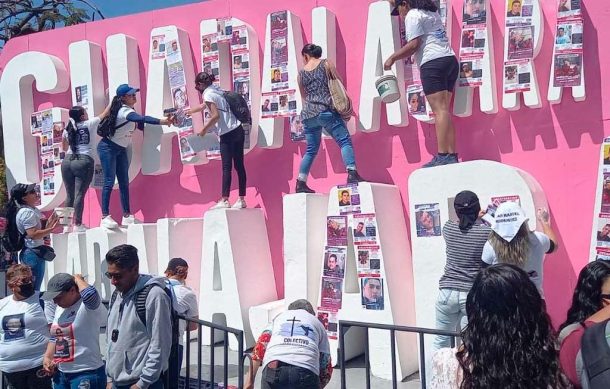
[558,0,571,12]
[179,136,192,155]
[338,190,351,206]
[271,68,282,84]
[508,26,534,60]
[168,40,179,54]
[556,26,572,45]
[172,86,189,110]
[353,222,366,238]
[233,55,243,70]
[507,0,522,17]
[231,30,241,45]
[415,204,442,237]
[261,98,271,112]
[271,37,288,66]
[461,30,475,48]
[408,92,426,114]
[323,251,345,278]
[278,95,288,111]
[327,216,348,246]
[234,81,250,101]
[321,277,343,310]
[361,277,384,310]
[504,65,518,84]
[463,0,487,25]
[358,250,370,269]
[604,145,610,165]
[460,62,474,79]
[2,314,25,341]
[602,176,610,213]
[597,221,610,244]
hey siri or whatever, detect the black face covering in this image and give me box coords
[19,283,35,298]
[454,191,481,231]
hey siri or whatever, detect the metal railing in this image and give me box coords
[338,320,461,389]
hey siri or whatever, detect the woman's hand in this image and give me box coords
[42,355,56,375]
[47,213,59,230]
[384,56,395,71]
[159,117,173,126]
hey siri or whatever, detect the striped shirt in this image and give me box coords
[299,60,334,120]
[439,220,491,291]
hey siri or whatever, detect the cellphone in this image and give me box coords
[163,108,177,116]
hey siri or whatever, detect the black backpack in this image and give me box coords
[97,98,130,138]
[1,226,24,253]
[581,319,610,388]
[110,283,180,376]
[222,91,252,125]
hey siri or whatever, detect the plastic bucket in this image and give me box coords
[375,74,400,103]
[54,207,74,226]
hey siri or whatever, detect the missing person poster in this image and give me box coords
[320,276,343,310]
[290,115,305,142]
[460,27,486,56]
[596,215,610,248]
[75,85,89,108]
[557,0,581,20]
[151,35,166,59]
[459,58,484,87]
[555,21,583,51]
[503,60,531,93]
[327,216,348,247]
[260,91,297,118]
[317,309,338,340]
[553,53,582,87]
[507,25,534,60]
[357,245,382,276]
[482,195,521,225]
[337,184,361,215]
[360,276,384,310]
[352,213,378,246]
[323,246,346,279]
[602,174,610,213]
[596,248,610,262]
[462,0,487,25]
[506,0,534,25]
[414,203,442,237]
[407,87,427,115]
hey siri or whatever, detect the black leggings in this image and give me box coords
[3,366,51,389]
[220,125,247,197]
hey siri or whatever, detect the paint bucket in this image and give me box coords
[54,207,74,226]
[375,74,400,103]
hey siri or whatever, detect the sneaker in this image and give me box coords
[423,153,460,168]
[211,199,230,210]
[347,170,366,184]
[73,224,87,233]
[232,199,247,209]
[101,216,119,229]
[122,215,141,226]
[295,180,315,194]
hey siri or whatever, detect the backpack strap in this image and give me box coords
[109,290,119,312]
[135,284,156,327]
[582,319,610,387]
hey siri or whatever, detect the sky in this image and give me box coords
[96,0,204,18]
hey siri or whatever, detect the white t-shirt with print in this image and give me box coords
[405,9,455,67]
[202,86,241,136]
[110,105,137,148]
[0,292,50,373]
[167,280,199,345]
[62,117,100,156]
[481,231,551,297]
[262,309,330,376]
[16,207,43,248]
[50,297,107,373]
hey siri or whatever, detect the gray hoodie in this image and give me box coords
[106,275,172,388]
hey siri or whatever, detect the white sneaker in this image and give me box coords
[211,199,230,210]
[101,216,119,229]
[73,224,87,233]
[121,215,141,226]
[232,199,247,209]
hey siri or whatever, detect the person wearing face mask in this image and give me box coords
[41,273,107,389]
[0,264,52,389]
[4,183,59,291]
[164,258,198,388]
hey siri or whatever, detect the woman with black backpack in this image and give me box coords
[61,103,111,233]
[97,84,174,229]
[4,184,59,291]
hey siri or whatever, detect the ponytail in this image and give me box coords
[302,44,323,59]
[67,106,85,154]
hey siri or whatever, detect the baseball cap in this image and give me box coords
[41,273,76,300]
[391,0,407,16]
[116,84,140,97]
[491,202,528,242]
[165,257,189,273]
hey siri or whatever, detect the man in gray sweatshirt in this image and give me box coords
[105,244,172,389]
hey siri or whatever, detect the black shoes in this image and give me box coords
[295,179,315,193]
[347,170,366,184]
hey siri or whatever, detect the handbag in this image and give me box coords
[324,61,354,121]
[29,245,56,262]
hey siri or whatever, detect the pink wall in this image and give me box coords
[0,0,607,326]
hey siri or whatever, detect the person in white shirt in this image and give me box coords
[41,273,107,389]
[97,84,174,230]
[384,0,460,168]
[481,202,558,299]
[61,103,111,233]
[245,299,332,389]
[164,258,199,388]
[187,72,248,210]
[0,264,52,389]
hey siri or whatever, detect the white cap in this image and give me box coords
[491,201,528,242]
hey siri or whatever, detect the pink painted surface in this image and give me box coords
[0,0,607,326]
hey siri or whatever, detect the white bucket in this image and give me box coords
[54,207,74,226]
[375,74,400,103]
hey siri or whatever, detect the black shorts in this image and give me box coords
[420,56,459,95]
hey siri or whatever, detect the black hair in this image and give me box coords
[288,299,315,315]
[456,264,570,389]
[105,244,139,269]
[328,254,337,261]
[65,106,86,154]
[3,184,35,248]
[301,43,323,59]
[341,190,349,196]
[408,0,438,12]
[195,71,215,88]
[559,261,610,331]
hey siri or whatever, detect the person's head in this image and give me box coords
[172,41,178,51]
[105,244,140,293]
[203,37,210,46]
[328,218,338,230]
[195,72,215,93]
[288,299,315,316]
[234,56,242,65]
[457,264,568,389]
[560,261,610,331]
[55,328,64,338]
[511,0,521,13]
[341,190,350,203]
[116,84,139,107]
[488,202,531,266]
[152,39,158,49]
[10,183,38,207]
[417,211,434,231]
[173,87,187,108]
[42,273,79,308]
[462,63,472,72]
[356,222,364,232]
[409,93,419,108]
[301,43,323,64]
[6,264,35,300]
[272,69,281,81]
[327,254,338,270]
[69,106,87,124]
[165,257,189,281]
[75,87,82,100]
[453,190,481,231]
[602,224,610,237]
[238,82,248,95]
[180,137,188,146]
[558,27,565,36]
[279,95,287,106]
[363,278,382,301]
[263,99,270,107]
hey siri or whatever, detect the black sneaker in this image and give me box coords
[347,170,366,184]
[295,180,315,194]
[422,155,441,168]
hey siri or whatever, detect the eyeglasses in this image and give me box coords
[104,272,123,280]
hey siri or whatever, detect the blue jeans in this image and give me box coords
[113,379,163,389]
[52,365,106,389]
[97,138,130,216]
[261,363,318,389]
[19,248,45,291]
[298,111,356,179]
[433,288,468,349]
